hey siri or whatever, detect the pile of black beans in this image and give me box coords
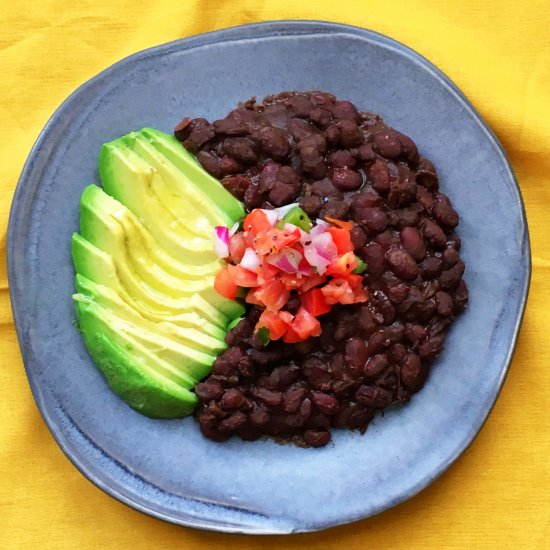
[174,91,468,447]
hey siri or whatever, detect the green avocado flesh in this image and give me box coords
[72,129,245,418]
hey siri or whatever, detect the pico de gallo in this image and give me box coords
[213,205,369,343]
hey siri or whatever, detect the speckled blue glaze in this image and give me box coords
[7,21,530,534]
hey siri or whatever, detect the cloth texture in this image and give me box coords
[1,1,549,548]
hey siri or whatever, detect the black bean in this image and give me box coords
[439,260,465,289]
[364,354,389,379]
[311,391,340,415]
[287,118,316,141]
[421,217,448,248]
[333,100,360,122]
[195,381,224,402]
[252,126,290,159]
[269,365,300,389]
[221,388,245,410]
[436,291,454,317]
[327,149,357,168]
[386,248,419,280]
[433,193,459,227]
[244,184,263,209]
[249,403,270,427]
[174,117,193,141]
[287,95,314,117]
[223,138,257,164]
[199,424,231,442]
[454,279,469,313]
[269,182,298,206]
[351,142,376,162]
[304,430,331,447]
[401,353,426,390]
[218,412,247,433]
[196,151,222,178]
[371,129,402,159]
[299,195,323,217]
[362,243,386,276]
[416,158,439,190]
[309,107,332,128]
[400,227,426,261]
[283,387,307,413]
[367,159,391,193]
[332,167,363,191]
[344,338,369,374]
[320,199,349,220]
[421,256,443,279]
[355,385,393,408]
[350,225,367,250]
[337,120,363,147]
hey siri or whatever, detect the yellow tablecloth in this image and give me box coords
[1,1,549,548]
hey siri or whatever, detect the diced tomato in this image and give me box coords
[326,227,354,254]
[255,227,301,255]
[353,286,369,303]
[245,289,263,305]
[325,216,354,231]
[256,262,279,286]
[325,251,357,276]
[278,311,294,324]
[256,310,290,340]
[229,233,247,263]
[321,278,354,305]
[253,279,289,312]
[279,273,305,290]
[301,288,332,316]
[344,273,364,288]
[299,274,326,293]
[227,264,259,287]
[282,326,303,343]
[243,209,272,235]
[291,307,322,339]
[214,266,238,299]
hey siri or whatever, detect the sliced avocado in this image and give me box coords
[75,297,198,389]
[82,184,222,279]
[74,295,216,382]
[80,189,220,298]
[71,233,239,328]
[99,142,217,263]
[75,274,227,353]
[122,132,232,228]
[76,323,197,418]
[75,210,241,319]
[140,128,245,223]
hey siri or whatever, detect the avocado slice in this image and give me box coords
[76,312,197,418]
[71,233,242,328]
[75,274,227,354]
[139,128,245,223]
[75,297,200,388]
[80,189,222,298]
[74,216,242,320]
[74,295,216,382]
[122,132,232,228]
[82,184,223,280]
[99,143,217,263]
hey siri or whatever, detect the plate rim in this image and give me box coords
[7,19,532,534]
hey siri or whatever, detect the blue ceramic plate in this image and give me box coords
[8,21,530,534]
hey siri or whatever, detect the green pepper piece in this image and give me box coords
[257,327,271,346]
[353,256,367,274]
[279,207,313,232]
